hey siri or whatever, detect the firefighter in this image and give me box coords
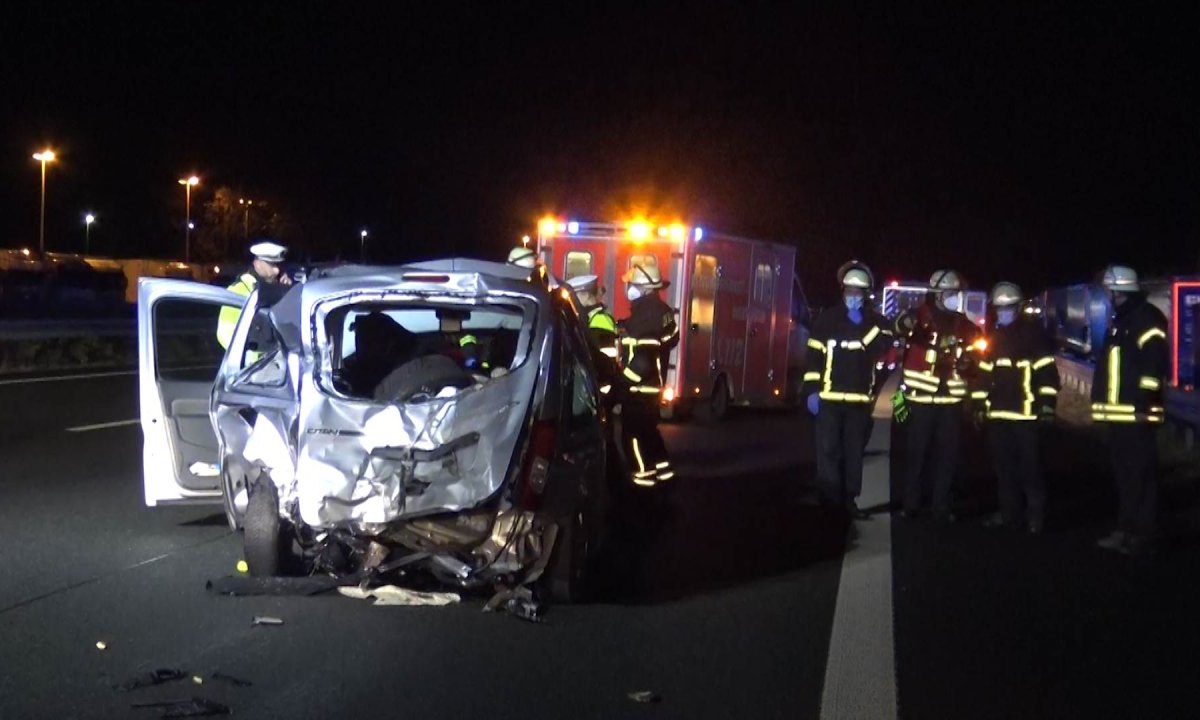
[895,269,982,521]
[802,261,890,519]
[1091,265,1168,556]
[616,263,679,486]
[972,282,1060,534]
[216,240,291,349]
[566,274,619,395]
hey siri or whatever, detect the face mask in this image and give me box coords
[844,295,864,311]
[626,285,643,302]
[996,308,1017,327]
[941,293,960,312]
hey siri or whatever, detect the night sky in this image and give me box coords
[1,3,1195,302]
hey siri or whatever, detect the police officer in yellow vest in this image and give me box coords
[1091,265,1168,556]
[216,241,291,349]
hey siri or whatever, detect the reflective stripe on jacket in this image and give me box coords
[973,318,1059,421]
[801,308,888,404]
[1089,295,1167,424]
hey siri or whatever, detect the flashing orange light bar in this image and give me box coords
[537,217,558,238]
[628,221,650,240]
[972,337,989,352]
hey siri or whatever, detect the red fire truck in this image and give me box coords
[535,218,798,420]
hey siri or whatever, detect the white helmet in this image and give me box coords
[929,269,963,291]
[990,281,1023,307]
[838,260,873,290]
[566,274,599,295]
[1101,265,1140,292]
[249,241,287,264]
[622,263,667,289]
[507,246,537,269]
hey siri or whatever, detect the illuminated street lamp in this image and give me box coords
[178,175,200,262]
[84,213,96,255]
[237,198,262,240]
[360,229,368,262]
[32,149,56,253]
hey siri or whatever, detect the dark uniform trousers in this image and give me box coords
[815,402,872,506]
[988,421,1044,525]
[903,403,961,515]
[1109,423,1158,536]
[619,395,671,485]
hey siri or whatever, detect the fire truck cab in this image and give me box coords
[536,219,796,420]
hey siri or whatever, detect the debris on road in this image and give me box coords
[205,574,339,596]
[251,615,284,626]
[627,690,662,704]
[484,585,544,623]
[95,641,108,651]
[337,585,461,606]
[191,676,203,685]
[131,696,230,717]
[235,560,248,573]
[210,671,253,688]
[116,669,188,692]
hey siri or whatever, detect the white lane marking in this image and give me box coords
[820,391,899,720]
[0,370,136,386]
[66,419,140,433]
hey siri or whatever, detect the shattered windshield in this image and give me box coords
[322,300,530,400]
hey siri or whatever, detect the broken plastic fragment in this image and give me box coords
[251,616,284,626]
[235,560,248,574]
[116,668,187,691]
[628,691,661,704]
[187,461,220,477]
[95,641,107,651]
[192,676,203,685]
[211,671,252,688]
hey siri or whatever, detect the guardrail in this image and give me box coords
[0,318,135,341]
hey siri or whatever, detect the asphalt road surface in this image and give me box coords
[1,371,1199,719]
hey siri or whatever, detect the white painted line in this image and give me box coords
[0,369,136,386]
[820,392,898,720]
[66,419,140,433]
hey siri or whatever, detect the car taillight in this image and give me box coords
[518,420,557,509]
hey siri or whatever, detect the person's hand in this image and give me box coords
[279,273,293,286]
[806,394,820,416]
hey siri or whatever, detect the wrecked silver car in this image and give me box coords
[138,259,609,600]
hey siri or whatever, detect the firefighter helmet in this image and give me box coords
[622,263,667,289]
[566,274,599,295]
[990,281,1023,307]
[1101,265,1140,292]
[929,269,964,291]
[507,246,537,268]
[837,260,874,290]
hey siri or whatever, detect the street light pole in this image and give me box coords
[360,229,368,262]
[178,176,199,263]
[32,149,56,254]
[85,213,95,255]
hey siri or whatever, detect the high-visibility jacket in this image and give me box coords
[584,304,619,394]
[972,317,1060,421]
[1090,294,1168,424]
[801,307,890,404]
[896,301,981,405]
[216,272,256,349]
[618,294,679,395]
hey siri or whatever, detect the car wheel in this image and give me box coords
[244,478,283,577]
[373,354,473,403]
[543,509,590,604]
[697,376,729,423]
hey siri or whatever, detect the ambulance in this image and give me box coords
[535,218,798,420]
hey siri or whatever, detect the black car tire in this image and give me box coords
[373,354,474,403]
[696,376,730,423]
[244,478,283,577]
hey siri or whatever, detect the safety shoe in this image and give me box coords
[1096,531,1128,551]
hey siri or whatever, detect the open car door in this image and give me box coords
[138,278,244,506]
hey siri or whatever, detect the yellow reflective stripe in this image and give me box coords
[1022,364,1034,416]
[631,437,647,473]
[1137,328,1166,349]
[1093,413,1138,423]
[600,347,619,358]
[1092,403,1136,412]
[656,471,676,481]
[978,361,994,372]
[1139,377,1161,391]
[924,349,937,364]
[971,391,988,400]
[995,358,1013,367]
[632,386,661,394]
[802,371,822,382]
[1033,356,1056,370]
[818,391,873,403]
[823,340,835,392]
[1038,387,1058,396]
[599,384,612,394]
[840,340,864,350]
[988,410,1037,421]
[623,367,642,382]
[1108,347,1120,405]
[807,338,827,352]
[863,326,881,345]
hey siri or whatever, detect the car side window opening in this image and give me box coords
[154,299,229,383]
[564,251,593,281]
[324,302,526,400]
